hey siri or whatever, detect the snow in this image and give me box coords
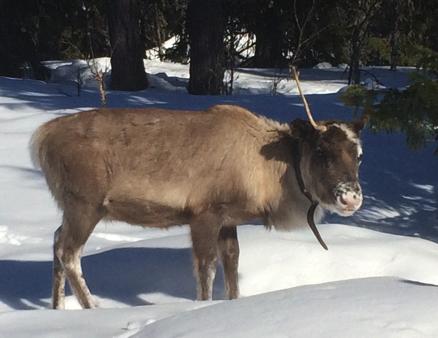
[313,61,333,69]
[0,59,437,337]
[145,36,181,60]
[134,277,438,338]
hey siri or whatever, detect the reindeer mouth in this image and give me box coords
[320,201,359,217]
[334,192,362,216]
[334,204,358,216]
[320,183,363,216]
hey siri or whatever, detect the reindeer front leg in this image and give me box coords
[218,226,239,299]
[190,219,221,300]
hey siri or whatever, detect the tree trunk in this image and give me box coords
[254,29,282,68]
[253,7,283,67]
[390,30,400,71]
[107,0,148,91]
[349,35,361,85]
[187,0,225,95]
[389,0,401,71]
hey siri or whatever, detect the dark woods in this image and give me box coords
[1,0,438,146]
[1,0,437,88]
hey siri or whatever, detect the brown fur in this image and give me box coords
[31,104,363,308]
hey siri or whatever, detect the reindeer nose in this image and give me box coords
[339,191,362,210]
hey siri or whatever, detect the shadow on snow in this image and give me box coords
[0,247,226,310]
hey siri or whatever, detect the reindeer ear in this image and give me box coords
[352,114,369,133]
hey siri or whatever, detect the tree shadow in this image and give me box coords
[235,67,348,83]
[0,247,225,310]
[0,74,353,120]
[0,165,44,178]
[400,279,438,288]
[327,127,438,243]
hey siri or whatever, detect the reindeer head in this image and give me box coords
[291,67,365,217]
[290,118,364,216]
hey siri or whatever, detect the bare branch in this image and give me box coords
[291,66,327,132]
[291,0,317,65]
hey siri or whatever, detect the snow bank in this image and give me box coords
[135,277,438,338]
[313,62,332,69]
[0,60,436,337]
[1,277,436,338]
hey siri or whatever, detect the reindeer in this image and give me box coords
[30,70,364,309]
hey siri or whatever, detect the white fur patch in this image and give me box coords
[332,123,362,156]
[335,182,361,195]
[194,257,217,300]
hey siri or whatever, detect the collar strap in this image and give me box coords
[292,140,328,250]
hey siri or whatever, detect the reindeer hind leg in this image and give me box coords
[52,226,66,309]
[56,200,103,309]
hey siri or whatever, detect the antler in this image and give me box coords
[291,66,327,132]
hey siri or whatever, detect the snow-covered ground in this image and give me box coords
[0,60,437,337]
